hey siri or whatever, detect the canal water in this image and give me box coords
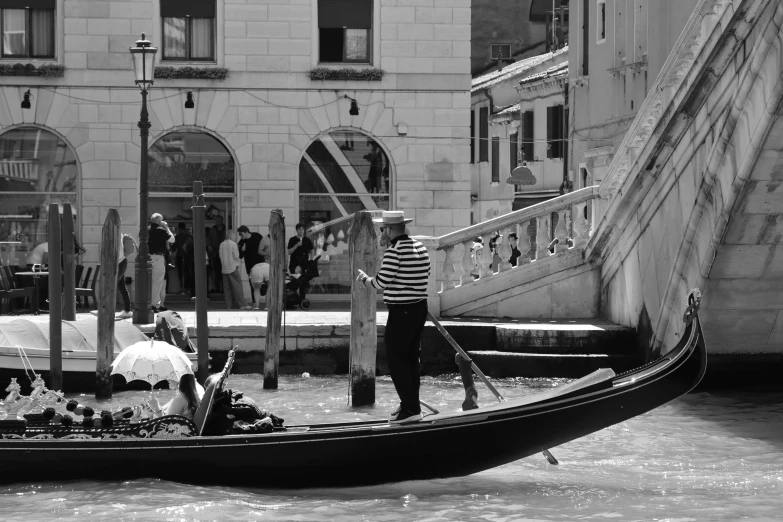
[1,375,781,521]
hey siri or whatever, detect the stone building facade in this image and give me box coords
[0,0,471,298]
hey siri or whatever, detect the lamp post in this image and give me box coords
[129,33,157,325]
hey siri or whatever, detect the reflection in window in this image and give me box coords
[149,131,235,193]
[0,127,78,268]
[298,130,391,294]
[1,5,55,58]
[161,0,215,61]
[318,0,372,63]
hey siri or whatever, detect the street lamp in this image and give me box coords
[129,33,157,325]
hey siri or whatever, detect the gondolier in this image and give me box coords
[356,210,430,424]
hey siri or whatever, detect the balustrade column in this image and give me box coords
[536,215,551,259]
[460,239,474,285]
[442,246,456,291]
[573,202,590,248]
[497,226,513,272]
[554,210,569,254]
[479,237,493,278]
[518,220,531,265]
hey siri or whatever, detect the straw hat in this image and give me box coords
[372,210,412,225]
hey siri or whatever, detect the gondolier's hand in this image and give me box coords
[356,269,370,286]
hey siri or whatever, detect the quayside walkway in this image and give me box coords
[0,311,638,379]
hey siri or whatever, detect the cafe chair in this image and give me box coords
[75,264,99,310]
[0,266,35,315]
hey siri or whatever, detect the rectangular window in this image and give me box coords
[491,137,499,183]
[522,111,534,161]
[582,0,589,75]
[490,43,511,60]
[319,0,372,64]
[597,0,606,43]
[510,132,518,172]
[547,105,564,159]
[161,0,216,61]
[1,1,55,59]
[479,107,489,162]
[470,109,475,164]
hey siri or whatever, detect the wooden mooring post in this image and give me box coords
[264,209,285,389]
[61,203,76,321]
[47,204,62,391]
[192,182,209,384]
[96,209,120,399]
[349,211,378,406]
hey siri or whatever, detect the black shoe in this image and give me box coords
[390,405,401,419]
[157,306,168,312]
[390,410,422,424]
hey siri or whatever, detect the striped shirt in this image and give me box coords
[370,235,430,305]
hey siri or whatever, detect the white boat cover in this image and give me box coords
[0,317,148,353]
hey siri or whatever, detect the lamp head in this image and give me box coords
[129,33,158,92]
[21,90,31,109]
[349,99,359,116]
[185,91,195,109]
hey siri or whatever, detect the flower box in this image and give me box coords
[309,67,384,81]
[154,66,229,80]
[0,63,64,78]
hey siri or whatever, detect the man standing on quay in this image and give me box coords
[237,225,267,306]
[356,211,430,424]
[148,213,175,313]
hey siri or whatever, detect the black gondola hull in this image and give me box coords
[0,316,706,487]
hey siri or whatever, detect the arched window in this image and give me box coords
[0,127,78,268]
[149,131,234,194]
[298,129,391,294]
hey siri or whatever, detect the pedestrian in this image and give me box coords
[148,213,175,313]
[489,232,502,272]
[173,222,191,292]
[508,233,521,267]
[209,215,226,293]
[219,229,251,310]
[287,222,313,273]
[237,225,264,306]
[153,310,196,353]
[116,232,137,319]
[355,210,430,424]
[249,261,270,310]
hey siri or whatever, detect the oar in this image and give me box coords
[427,311,559,465]
[426,311,504,402]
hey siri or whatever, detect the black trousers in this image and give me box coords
[384,300,428,415]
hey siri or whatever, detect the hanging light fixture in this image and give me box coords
[21,90,31,109]
[184,91,194,109]
[344,95,359,116]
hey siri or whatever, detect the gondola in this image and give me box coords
[0,292,706,487]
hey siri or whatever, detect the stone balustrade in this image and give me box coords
[433,186,601,294]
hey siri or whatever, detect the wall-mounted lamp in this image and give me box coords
[21,90,31,109]
[344,95,359,116]
[184,91,194,109]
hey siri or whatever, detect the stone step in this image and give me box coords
[467,351,641,379]
[494,323,637,355]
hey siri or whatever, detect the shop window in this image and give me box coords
[1,1,55,59]
[0,127,78,268]
[148,131,234,193]
[318,0,372,63]
[298,130,390,294]
[161,0,216,61]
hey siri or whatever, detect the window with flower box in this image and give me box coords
[1,1,55,59]
[161,0,216,62]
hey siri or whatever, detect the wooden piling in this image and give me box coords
[349,211,378,406]
[96,209,120,399]
[192,182,209,384]
[264,208,285,390]
[61,203,76,321]
[47,204,62,391]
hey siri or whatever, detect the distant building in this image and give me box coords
[471,0,569,76]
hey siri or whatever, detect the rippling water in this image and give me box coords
[2,375,781,521]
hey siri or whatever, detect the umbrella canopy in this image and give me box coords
[110,339,194,387]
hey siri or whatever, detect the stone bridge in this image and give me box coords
[425,0,782,382]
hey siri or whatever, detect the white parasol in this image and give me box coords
[110,339,194,387]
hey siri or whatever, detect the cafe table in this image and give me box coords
[13,271,49,315]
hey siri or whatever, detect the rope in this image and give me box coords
[14,345,37,383]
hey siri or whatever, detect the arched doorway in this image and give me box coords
[148,129,236,296]
[298,128,392,294]
[0,126,79,268]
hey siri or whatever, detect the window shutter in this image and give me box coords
[491,137,500,183]
[546,106,555,159]
[479,107,489,162]
[470,109,475,164]
[523,111,534,160]
[3,0,55,8]
[160,0,216,18]
[319,0,372,29]
[510,132,518,171]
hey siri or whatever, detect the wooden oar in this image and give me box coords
[426,311,504,403]
[427,312,559,465]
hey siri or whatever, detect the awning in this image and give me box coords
[0,318,148,353]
